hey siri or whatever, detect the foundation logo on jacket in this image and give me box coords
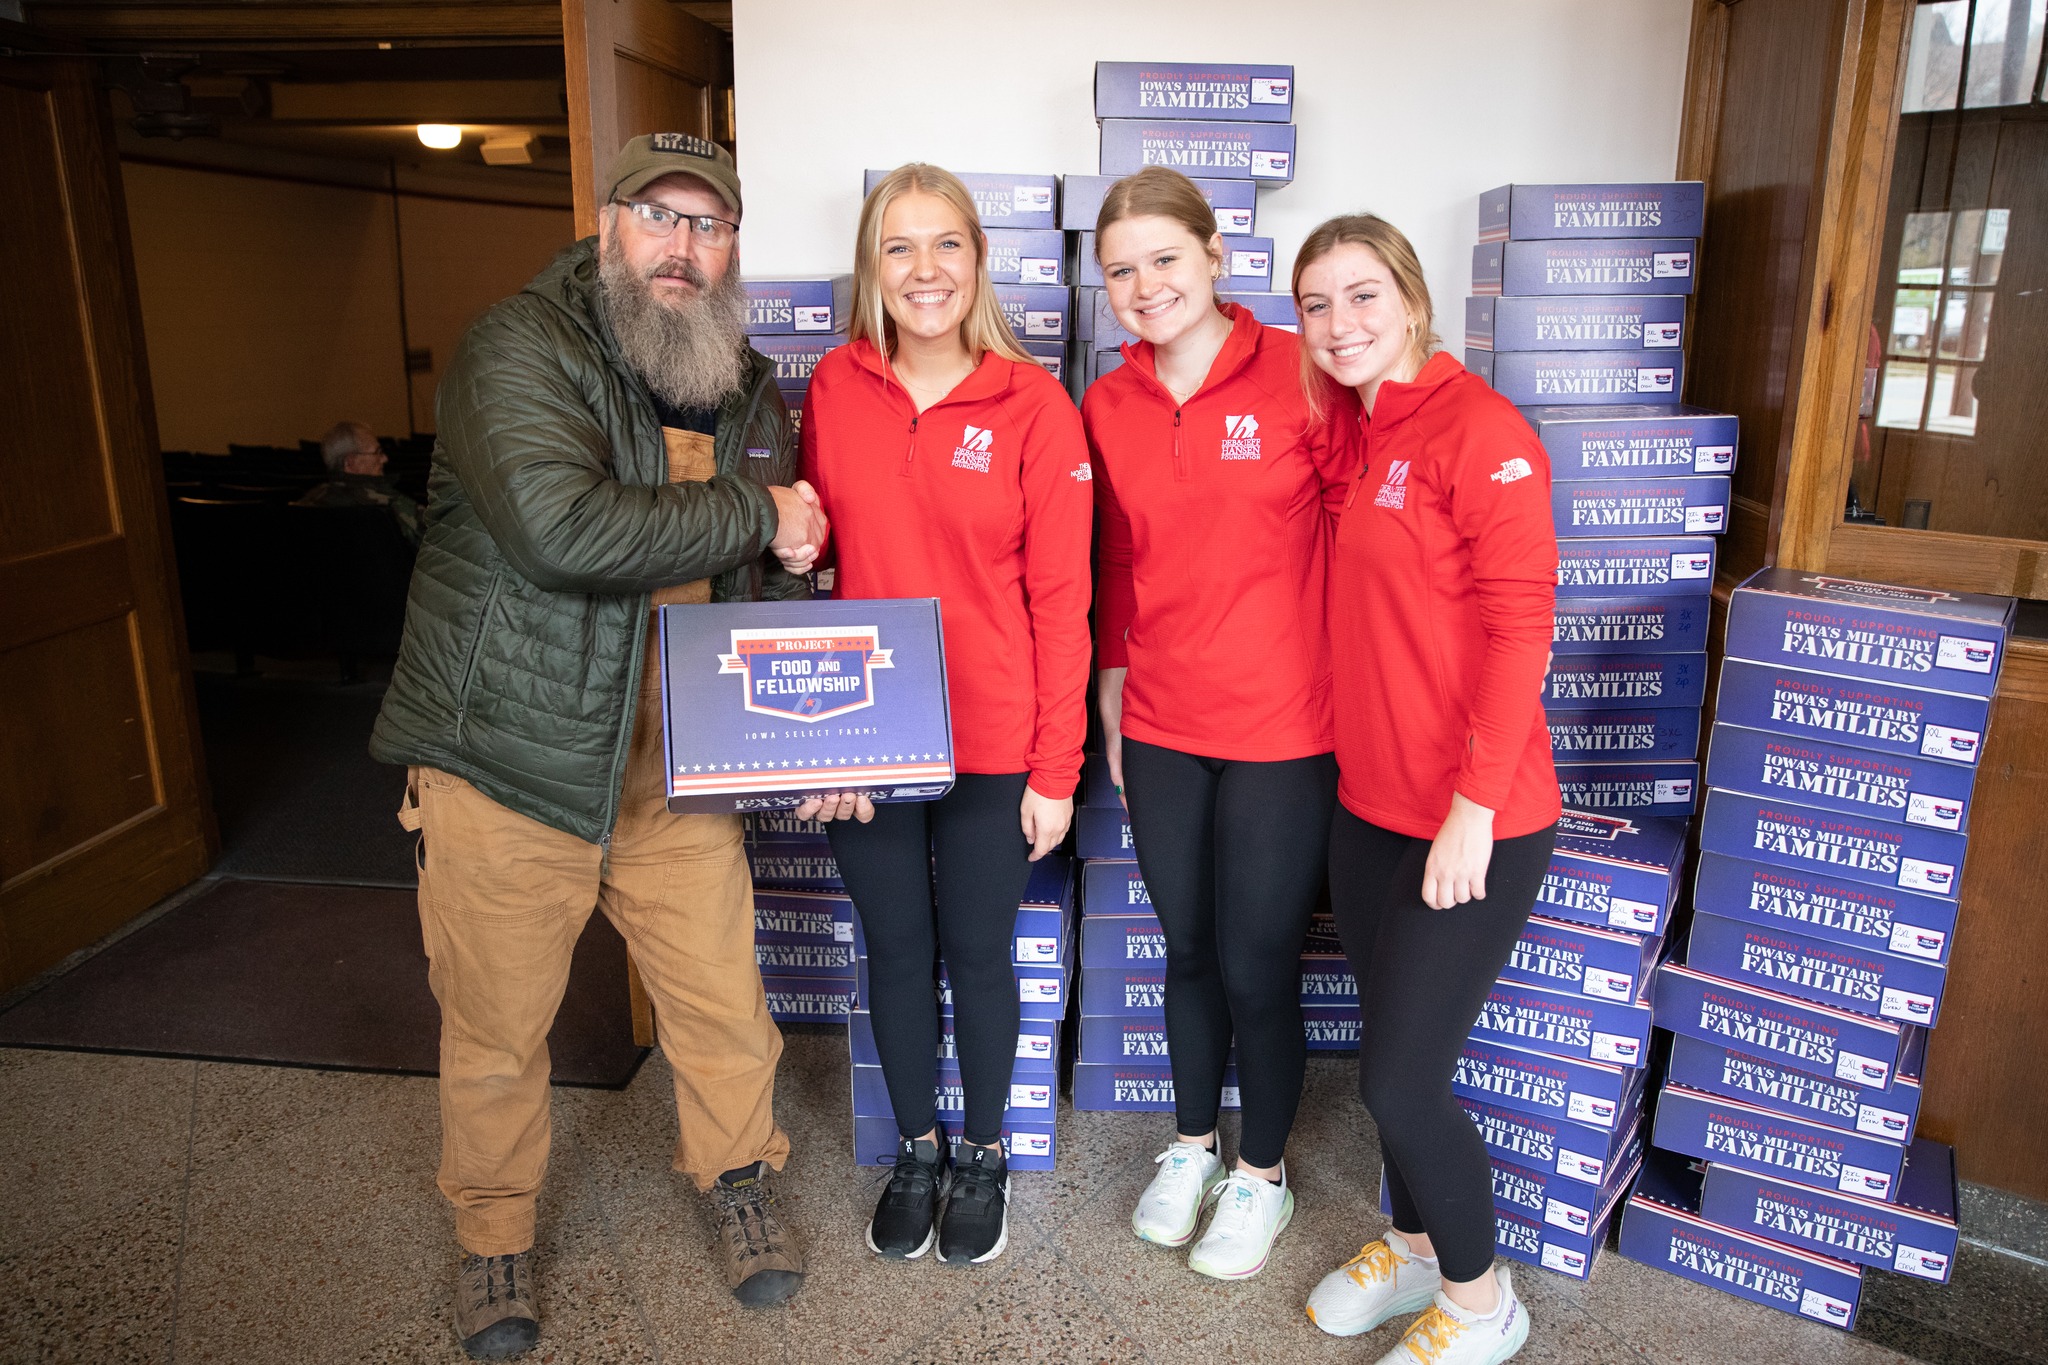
[1373,459,1412,509]
[1221,414,1262,460]
[718,626,894,722]
[952,425,995,473]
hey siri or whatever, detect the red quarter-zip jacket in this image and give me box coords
[1331,351,1560,840]
[1086,304,1357,761]
[801,338,1094,799]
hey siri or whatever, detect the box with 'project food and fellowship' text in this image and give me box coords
[659,599,952,814]
[1523,405,1738,477]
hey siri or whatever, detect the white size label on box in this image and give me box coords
[1921,723,1982,762]
[1581,966,1634,1001]
[1216,208,1255,234]
[1221,1085,1242,1107]
[1894,1244,1950,1280]
[1838,1163,1894,1198]
[1670,550,1713,579]
[1250,150,1291,178]
[1899,857,1957,895]
[1608,895,1661,931]
[1011,1131,1053,1156]
[1935,634,1996,673]
[1590,1031,1641,1065]
[1251,77,1290,103]
[1881,987,1936,1024]
[1020,258,1061,285]
[1685,505,1726,533]
[1635,366,1676,394]
[1019,977,1062,1002]
[1017,1034,1053,1060]
[1567,1091,1618,1127]
[1013,185,1053,213]
[1835,1049,1892,1087]
[1888,923,1946,960]
[834,922,854,941]
[1643,321,1683,348]
[1024,310,1063,337]
[1905,791,1963,830]
[1800,1289,1854,1326]
[1695,444,1735,472]
[1654,777,1695,803]
[1011,1083,1053,1108]
[1541,1242,1589,1276]
[1856,1102,1911,1139]
[1653,251,1694,278]
[1544,1196,1593,1234]
[1015,936,1060,962]
[1556,1148,1606,1183]
[1230,249,1271,276]
[793,305,834,332]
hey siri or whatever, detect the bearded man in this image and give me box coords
[370,134,828,1361]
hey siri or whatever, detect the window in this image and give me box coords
[1875,207,2007,435]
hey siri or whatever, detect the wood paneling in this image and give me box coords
[1825,521,2048,598]
[1919,639,2048,1199]
[0,55,211,991]
[24,3,562,43]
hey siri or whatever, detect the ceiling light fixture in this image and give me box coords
[416,123,462,149]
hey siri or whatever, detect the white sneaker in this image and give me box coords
[1187,1165,1294,1280]
[1375,1265,1529,1365]
[1131,1141,1226,1247]
[1306,1229,1441,1337]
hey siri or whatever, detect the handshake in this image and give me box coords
[769,480,829,577]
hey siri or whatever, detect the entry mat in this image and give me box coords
[0,879,647,1087]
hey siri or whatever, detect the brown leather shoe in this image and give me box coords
[454,1250,539,1359]
[707,1162,806,1307]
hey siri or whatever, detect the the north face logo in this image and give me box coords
[1070,462,1093,482]
[1221,414,1262,460]
[1491,457,1532,484]
[952,425,994,472]
[1373,459,1411,509]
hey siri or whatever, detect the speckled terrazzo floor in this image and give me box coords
[2,1026,2043,1364]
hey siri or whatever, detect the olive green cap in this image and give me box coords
[604,132,742,216]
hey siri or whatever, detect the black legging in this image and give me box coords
[1121,738,1338,1169]
[828,773,1032,1147]
[1329,807,1560,1283]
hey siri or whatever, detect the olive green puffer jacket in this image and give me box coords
[369,237,806,841]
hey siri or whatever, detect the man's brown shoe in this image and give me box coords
[707,1162,806,1307]
[454,1250,539,1359]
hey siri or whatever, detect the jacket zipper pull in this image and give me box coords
[1172,408,1187,481]
[901,414,918,478]
[1345,462,1369,510]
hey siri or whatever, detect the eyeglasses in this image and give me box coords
[616,199,739,247]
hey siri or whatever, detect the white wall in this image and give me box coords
[733,0,1692,322]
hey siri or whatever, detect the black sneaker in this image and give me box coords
[866,1136,949,1259]
[938,1141,1009,1265]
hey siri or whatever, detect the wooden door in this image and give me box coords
[0,55,214,994]
[563,0,732,238]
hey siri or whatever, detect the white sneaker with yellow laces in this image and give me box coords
[1375,1265,1529,1365]
[1305,1229,1441,1337]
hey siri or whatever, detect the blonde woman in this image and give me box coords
[798,164,1093,1264]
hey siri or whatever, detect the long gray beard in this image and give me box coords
[599,241,751,411]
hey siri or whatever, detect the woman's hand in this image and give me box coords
[1421,791,1496,910]
[793,791,874,823]
[1021,787,1074,862]
[1098,667,1129,807]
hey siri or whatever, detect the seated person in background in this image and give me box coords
[297,419,424,544]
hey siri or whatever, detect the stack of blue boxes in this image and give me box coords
[1617,568,2006,1327]
[742,278,852,431]
[848,853,1078,1172]
[1071,758,1360,1112]
[859,167,1071,385]
[1069,61,1298,397]
[748,812,856,1023]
